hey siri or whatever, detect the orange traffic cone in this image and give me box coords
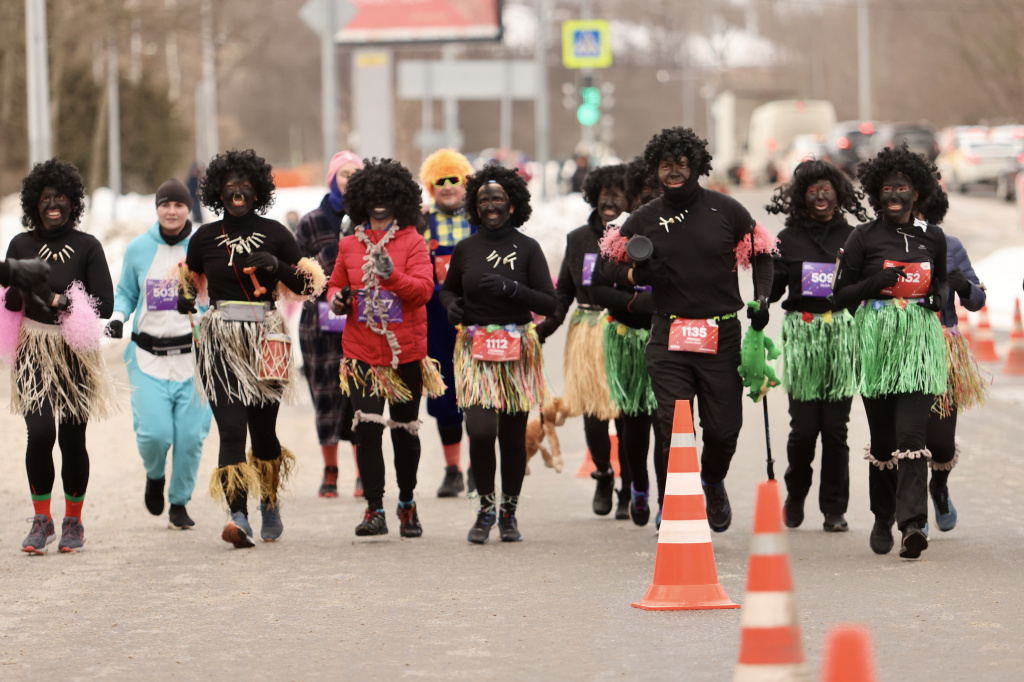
[734,480,810,681]
[955,303,973,347]
[632,400,739,611]
[972,305,1000,363]
[820,625,877,682]
[1003,299,1024,375]
[575,434,621,477]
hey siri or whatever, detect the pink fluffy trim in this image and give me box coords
[0,287,25,366]
[599,226,629,264]
[58,281,104,353]
[734,222,779,271]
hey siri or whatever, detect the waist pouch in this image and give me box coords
[132,332,193,356]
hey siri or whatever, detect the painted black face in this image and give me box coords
[369,204,395,222]
[221,172,256,217]
[37,186,70,230]
[805,179,837,222]
[476,183,512,230]
[657,156,691,189]
[879,172,916,224]
[597,186,628,226]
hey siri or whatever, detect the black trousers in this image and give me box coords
[784,396,853,514]
[645,316,743,486]
[583,415,632,494]
[465,407,529,499]
[618,411,666,504]
[926,407,958,489]
[862,392,932,530]
[25,397,89,499]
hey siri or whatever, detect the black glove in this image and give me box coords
[631,255,669,287]
[917,294,943,312]
[177,292,197,315]
[29,283,68,313]
[747,297,770,331]
[246,252,280,274]
[534,317,557,343]
[106,319,123,338]
[479,273,516,297]
[948,267,971,299]
[7,258,51,292]
[629,290,654,316]
[446,297,465,325]
[873,266,905,292]
[4,287,23,311]
[330,286,352,315]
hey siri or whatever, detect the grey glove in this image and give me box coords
[374,250,394,279]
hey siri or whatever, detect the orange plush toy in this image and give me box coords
[525,397,568,474]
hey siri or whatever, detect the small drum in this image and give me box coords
[259,333,291,381]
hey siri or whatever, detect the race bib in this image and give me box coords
[317,301,347,332]
[471,327,522,362]
[582,253,598,287]
[880,260,931,298]
[357,290,403,324]
[434,254,452,285]
[145,278,179,311]
[801,262,836,298]
[668,318,719,354]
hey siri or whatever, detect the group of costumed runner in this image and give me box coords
[1,126,988,557]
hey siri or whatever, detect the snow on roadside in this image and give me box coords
[971,245,1024,332]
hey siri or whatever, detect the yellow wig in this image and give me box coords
[420,148,474,197]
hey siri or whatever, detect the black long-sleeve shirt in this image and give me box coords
[770,215,854,313]
[589,252,653,330]
[439,222,556,326]
[5,224,114,324]
[546,212,605,328]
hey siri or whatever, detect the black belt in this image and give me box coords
[132,332,193,356]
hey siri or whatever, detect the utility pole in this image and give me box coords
[199,0,219,162]
[107,35,122,198]
[857,0,872,121]
[321,0,337,166]
[578,0,594,153]
[25,0,52,165]
[534,0,550,199]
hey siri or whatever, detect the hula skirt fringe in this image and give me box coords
[454,324,549,412]
[780,310,858,402]
[603,319,657,416]
[561,308,618,420]
[855,300,946,398]
[195,308,298,406]
[250,446,296,509]
[933,326,990,417]
[340,357,446,403]
[208,461,261,508]
[11,320,120,422]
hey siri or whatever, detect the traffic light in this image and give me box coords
[577,86,601,126]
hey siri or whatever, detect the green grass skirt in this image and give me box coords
[780,310,858,402]
[855,300,946,398]
[603,319,657,416]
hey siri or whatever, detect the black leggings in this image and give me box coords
[348,361,423,509]
[862,392,932,530]
[465,407,529,499]
[620,411,665,503]
[583,415,633,496]
[926,407,958,490]
[25,398,89,499]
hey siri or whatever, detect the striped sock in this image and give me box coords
[32,492,52,521]
[65,493,85,520]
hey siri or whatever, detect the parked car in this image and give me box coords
[868,123,940,162]
[776,133,829,185]
[824,120,876,178]
[996,152,1024,201]
[740,100,837,186]
[936,138,1020,194]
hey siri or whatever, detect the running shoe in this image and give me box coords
[397,502,423,538]
[655,507,663,530]
[822,513,849,533]
[899,524,928,559]
[436,465,465,498]
[702,480,732,532]
[355,509,388,536]
[145,476,165,516]
[168,504,195,530]
[353,476,364,498]
[783,494,805,529]
[929,478,957,532]
[869,516,894,555]
[58,516,85,553]
[614,488,631,520]
[259,502,284,542]
[319,466,339,498]
[630,483,651,527]
[467,510,496,544]
[465,468,476,494]
[498,512,522,542]
[591,468,615,516]
[22,514,55,555]
[222,511,255,549]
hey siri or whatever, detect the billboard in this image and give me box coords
[336,0,503,45]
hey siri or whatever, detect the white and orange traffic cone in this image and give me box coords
[575,434,621,477]
[1003,299,1024,375]
[632,400,739,611]
[972,305,1000,364]
[820,624,877,682]
[734,480,811,681]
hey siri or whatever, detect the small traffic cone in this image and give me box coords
[820,625,877,682]
[972,305,1000,363]
[632,400,739,611]
[575,434,621,477]
[733,480,811,681]
[955,302,973,348]
[1002,299,1024,375]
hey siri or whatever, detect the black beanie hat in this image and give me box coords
[155,178,192,210]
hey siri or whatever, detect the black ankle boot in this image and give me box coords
[145,477,165,516]
[591,468,615,516]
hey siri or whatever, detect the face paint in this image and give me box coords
[805,179,837,222]
[476,183,512,230]
[37,186,71,230]
[657,156,691,189]
[369,205,395,223]
[221,172,255,217]
[597,186,628,226]
[879,172,917,224]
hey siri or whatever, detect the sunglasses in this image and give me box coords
[433,176,463,188]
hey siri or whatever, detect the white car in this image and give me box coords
[937,138,1020,193]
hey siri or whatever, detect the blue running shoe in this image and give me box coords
[22,514,55,555]
[930,479,957,532]
[222,511,255,548]
[259,502,283,542]
[655,507,663,530]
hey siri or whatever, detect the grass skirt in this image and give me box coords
[933,326,989,416]
[780,310,858,402]
[10,320,120,422]
[561,308,618,420]
[339,357,446,403]
[603,319,656,416]
[855,300,946,398]
[454,323,548,412]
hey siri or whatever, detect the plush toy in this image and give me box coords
[525,397,568,474]
[738,308,782,403]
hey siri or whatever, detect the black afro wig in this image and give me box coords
[199,149,276,215]
[857,142,942,216]
[20,158,86,230]
[916,183,949,225]
[581,163,628,209]
[766,159,867,228]
[642,127,713,179]
[343,158,423,229]
[464,165,532,229]
[624,154,661,209]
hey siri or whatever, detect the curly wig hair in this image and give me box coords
[343,158,423,228]
[765,159,868,227]
[643,127,713,178]
[464,165,532,229]
[198,149,276,215]
[624,154,660,209]
[20,158,86,230]
[916,184,949,225]
[857,141,942,215]
[581,163,628,209]
[420,148,474,198]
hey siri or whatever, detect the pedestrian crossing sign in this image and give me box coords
[562,20,612,69]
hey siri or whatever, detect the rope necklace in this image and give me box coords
[354,221,402,369]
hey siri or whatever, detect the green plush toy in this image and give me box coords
[738,302,782,403]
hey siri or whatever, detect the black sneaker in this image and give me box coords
[614,488,631,520]
[899,524,928,559]
[783,495,805,529]
[591,468,615,516]
[145,477,165,516]
[822,513,848,533]
[436,465,465,498]
[319,466,339,498]
[869,516,895,554]
[498,512,522,542]
[397,502,423,538]
[168,504,195,530]
[465,468,476,494]
[355,509,388,537]
[467,510,496,544]
[702,480,732,532]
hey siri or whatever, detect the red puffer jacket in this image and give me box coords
[327,225,433,366]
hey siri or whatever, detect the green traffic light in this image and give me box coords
[580,86,601,107]
[577,103,600,126]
